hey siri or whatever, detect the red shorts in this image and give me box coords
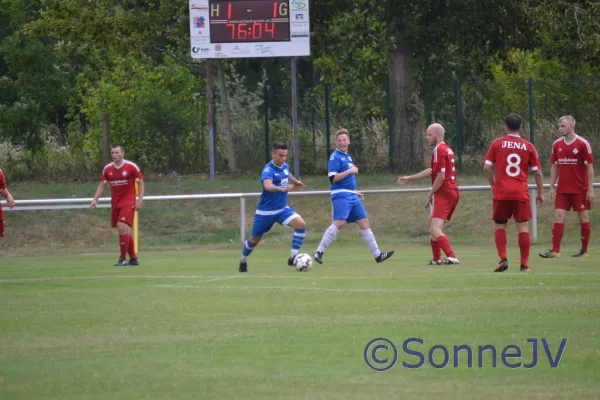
[555,193,591,211]
[111,205,134,228]
[432,190,459,221]
[492,200,531,222]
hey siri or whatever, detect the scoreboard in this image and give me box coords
[190,0,310,58]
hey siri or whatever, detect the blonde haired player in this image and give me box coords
[313,128,394,264]
[540,115,594,258]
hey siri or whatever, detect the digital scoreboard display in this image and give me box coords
[190,0,310,58]
[208,0,290,43]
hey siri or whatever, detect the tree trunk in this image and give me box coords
[387,14,424,171]
[216,60,236,172]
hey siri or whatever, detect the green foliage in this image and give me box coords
[312,4,387,118]
[1,0,600,180]
[76,54,204,173]
[0,139,97,182]
[0,0,75,158]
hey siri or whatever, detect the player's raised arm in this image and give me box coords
[397,168,432,184]
[263,179,291,192]
[289,174,306,189]
[331,166,358,183]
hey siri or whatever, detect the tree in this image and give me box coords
[216,60,236,172]
[313,0,541,169]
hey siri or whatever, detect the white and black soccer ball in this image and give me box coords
[294,253,313,271]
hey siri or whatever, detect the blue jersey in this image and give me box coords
[256,161,290,213]
[328,149,357,199]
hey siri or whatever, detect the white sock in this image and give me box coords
[290,249,299,258]
[240,255,247,262]
[361,228,381,257]
[317,225,339,253]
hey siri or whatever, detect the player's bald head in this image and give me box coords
[425,123,445,146]
[427,123,445,138]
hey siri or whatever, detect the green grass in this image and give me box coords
[1,244,599,399]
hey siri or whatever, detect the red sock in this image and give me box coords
[431,239,442,261]
[552,223,564,253]
[119,234,129,258]
[127,233,137,259]
[436,235,456,258]
[581,222,591,253]
[495,229,507,260]
[519,232,531,266]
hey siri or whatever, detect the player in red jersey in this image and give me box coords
[89,145,145,266]
[483,113,544,272]
[540,115,594,258]
[397,123,460,265]
[0,168,16,237]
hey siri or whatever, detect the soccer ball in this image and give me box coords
[294,253,313,271]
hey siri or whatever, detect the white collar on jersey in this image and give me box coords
[563,134,578,145]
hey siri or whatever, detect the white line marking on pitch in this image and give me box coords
[0,275,233,283]
[2,271,600,284]
[148,284,599,293]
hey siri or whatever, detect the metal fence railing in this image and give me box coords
[4,183,599,245]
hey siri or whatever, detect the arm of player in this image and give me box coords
[549,163,558,199]
[587,163,594,202]
[135,179,144,211]
[397,168,432,184]
[533,170,544,207]
[331,166,358,183]
[483,164,494,187]
[424,172,445,209]
[0,188,15,208]
[288,174,306,190]
[263,179,292,192]
[89,182,107,211]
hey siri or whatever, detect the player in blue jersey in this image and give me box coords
[313,129,395,264]
[239,142,308,273]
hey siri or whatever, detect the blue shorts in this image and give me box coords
[251,207,300,237]
[332,195,367,223]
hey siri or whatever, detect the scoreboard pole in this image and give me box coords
[207,61,216,182]
[190,0,311,181]
[291,56,300,179]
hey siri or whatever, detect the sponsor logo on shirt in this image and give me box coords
[558,157,578,164]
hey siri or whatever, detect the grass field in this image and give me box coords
[1,244,599,399]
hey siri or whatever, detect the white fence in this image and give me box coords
[2,183,599,244]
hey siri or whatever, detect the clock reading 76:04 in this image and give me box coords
[209,0,291,43]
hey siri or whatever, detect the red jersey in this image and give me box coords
[550,135,593,194]
[101,160,143,207]
[0,168,6,191]
[431,142,458,192]
[483,134,541,202]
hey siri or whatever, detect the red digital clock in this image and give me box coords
[209,0,290,43]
